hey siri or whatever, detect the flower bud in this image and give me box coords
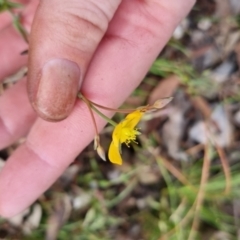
[94,135,100,150]
[97,145,106,161]
[152,97,173,109]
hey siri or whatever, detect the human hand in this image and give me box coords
[0,0,195,217]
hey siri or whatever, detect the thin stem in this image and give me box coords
[78,93,117,127]
[89,99,156,113]
[79,93,99,136]
[106,178,138,208]
[215,145,231,194]
[157,156,195,189]
[88,99,136,113]
[91,104,118,127]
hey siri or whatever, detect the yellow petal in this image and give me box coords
[108,141,122,165]
[123,110,143,129]
[112,122,123,145]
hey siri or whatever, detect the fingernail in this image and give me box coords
[34,58,81,121]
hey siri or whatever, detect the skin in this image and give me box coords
[0,0,196,217]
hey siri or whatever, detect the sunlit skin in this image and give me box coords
[109,110,144,165]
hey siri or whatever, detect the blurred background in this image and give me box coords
[1,0,240,239]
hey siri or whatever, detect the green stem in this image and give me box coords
[106,178,138,208]
[91,104,118,127]
[78,93,117,127]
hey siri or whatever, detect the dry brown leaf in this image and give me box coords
[146,75,180,133]
[191,96,212,119]
[148,75,180,105]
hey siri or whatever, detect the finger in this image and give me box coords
[0,0,38,81]
[0,0,195,217]
[0,78,37,149]
[0,25,28,80]
[27,0,122,121]
[0,0,30,31]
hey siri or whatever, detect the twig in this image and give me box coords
[191,95,231,194]
[157,155,194,189]
[188,144,211,240]
[215,145,231,194]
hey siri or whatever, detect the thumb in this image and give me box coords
[27,0,121,121]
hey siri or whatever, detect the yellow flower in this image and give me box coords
[108,110,144,165]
